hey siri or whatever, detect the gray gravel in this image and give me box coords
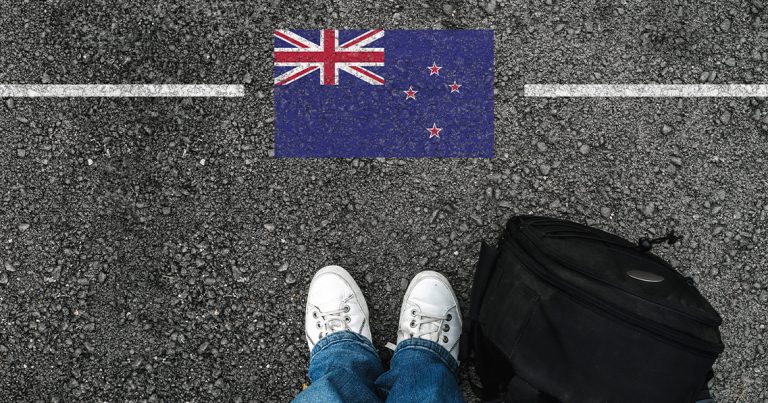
[1,0,767,401]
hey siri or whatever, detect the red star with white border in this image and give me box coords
[427,123,442,138]
[450,81,461,93]
[428,62,442,76]
[404,86,417,100]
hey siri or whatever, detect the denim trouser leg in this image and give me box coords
[375,337,464,403]
[293,331,384,403]
[293,331,463,403]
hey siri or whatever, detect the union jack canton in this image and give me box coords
[274,29,385,86]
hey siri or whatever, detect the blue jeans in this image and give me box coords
[293,331,464,403]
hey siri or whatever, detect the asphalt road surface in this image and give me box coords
[1,1,767,401]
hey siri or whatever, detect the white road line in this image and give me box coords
[0,84,244,97]
[525,84,768,98]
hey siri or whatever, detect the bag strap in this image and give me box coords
[469,242,499,318]
[693,369,716,403]
[505,376,549,403]
[461,241,499,361]
[462,242,504,401]
[463,241,558,403]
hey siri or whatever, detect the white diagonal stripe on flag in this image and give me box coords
[274,65,320,86]
[338,65,384,85]
[274,30,319,49]
[340,30,385,49]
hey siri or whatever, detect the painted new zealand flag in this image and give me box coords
[273,29,494,158]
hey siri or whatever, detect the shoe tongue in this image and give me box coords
[312,290,349,331]
[417,325,440,342]
[326,319,345,331]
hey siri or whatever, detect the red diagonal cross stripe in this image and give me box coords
[274,30,311,48]
[274,29,384,85]
[340,29,383,48]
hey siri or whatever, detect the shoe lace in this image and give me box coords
[410,310,448,340]
[387,310,449,352]
[314,305,351,338]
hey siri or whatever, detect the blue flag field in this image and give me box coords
[273,29,494,158]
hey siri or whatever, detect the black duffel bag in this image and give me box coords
[463,216,724,403]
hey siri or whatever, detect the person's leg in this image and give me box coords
[293,266,384,403]
[375,271,464,403]
[294,331,384,403]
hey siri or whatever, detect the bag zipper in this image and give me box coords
[525,217,638,249]
[535,230,721,327]
[506,232,723,356]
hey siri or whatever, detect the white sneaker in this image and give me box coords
[305,265,372,351]
[397,271,462,362]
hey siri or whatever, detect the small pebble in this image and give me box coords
[661,124,674,135]
[278,263,289,272]
[579,144,591,155]
[4,262,15,272]
[87,158,94,166]
[243,73,252,84]
[536,142,548,152]
[199,158,206,165]
[162,207,171,215]
[5,98,14,109]
[198,341,209,354]
[285,273,296,284]
[264,223,276,232]
[539,164,551,175]
[470,214,482,225]
[600,207,612,218]
[365,273,374,283]
[642,204,655,217]
[18,223,30,232]
[45,266,61,282]
[17,149,25,157]
[0,272,8,285]
[484,0,497,14]
[42,73,51,83]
